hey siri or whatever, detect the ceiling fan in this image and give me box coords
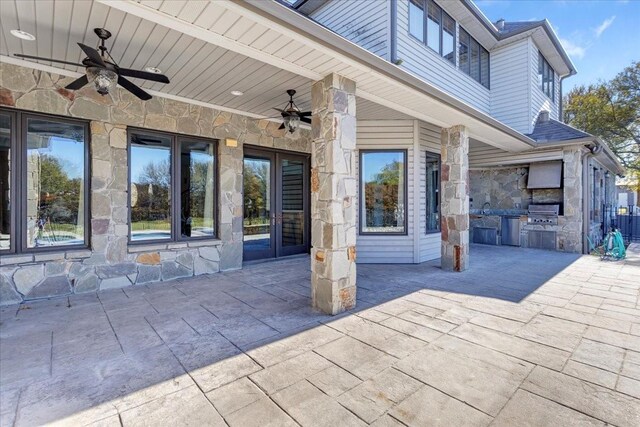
[272,89,311,133]
[13,28,170,101]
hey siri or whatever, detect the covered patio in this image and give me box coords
[2,244,639,426]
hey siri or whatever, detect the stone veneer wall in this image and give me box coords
[470,167,530,210]
[0,63,311,305]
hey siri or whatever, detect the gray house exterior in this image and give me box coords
[0,0,624,311]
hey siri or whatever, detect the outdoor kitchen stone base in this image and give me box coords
[0,62,311,306]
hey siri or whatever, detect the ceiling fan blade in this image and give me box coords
[77,43,106,67]
[278,123,285,130]
[118,68,170,84]
[14,53,84,67]
[117,76,152,100]
[300,117,311,124]
[272,107,288,114]
[298,111,312,117]
[65,75,89,90]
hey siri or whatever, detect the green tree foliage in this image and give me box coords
[243,161,270,226]
[365,160,403,227]
[37,154,81,223]
[563,61,640,187]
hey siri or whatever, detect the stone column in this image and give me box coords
[559,147,583,253]
[310,73,357,315]
[440,125,470,272]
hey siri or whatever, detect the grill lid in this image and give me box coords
[528,204,560,215]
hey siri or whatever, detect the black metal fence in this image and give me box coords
[604,204,640,243]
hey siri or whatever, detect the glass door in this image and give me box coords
[243,148,309,261]
[277,153,309,257]
[243,150,275,261]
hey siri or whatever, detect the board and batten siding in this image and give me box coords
[529,39,560,132]
[490,38,531,134]
[395,0,491,114]
[418,121,442,262]
[310,0,389,59]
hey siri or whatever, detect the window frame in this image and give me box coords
[127,127,219,245]
[538,51,555,102]
[0,107,91,254]
[358,149,409,236]
[425,151,441,234]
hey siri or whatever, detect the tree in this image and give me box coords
[563,61,640,188]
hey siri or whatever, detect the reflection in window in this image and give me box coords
[442,13,456,65]
[470,38,480,81]
[26,118,87,248]
[130,132,171,241]
[243,157,271,250]
[538,51,555,101]
[480,48,490,88]
[409,0,424,42]
[427,1,441,52]
[459,28,470,75]
[361,151,406,234]
[281,159,304,247]
[181,140,215,238]
[426,153,440,233]
[0,114,10,251]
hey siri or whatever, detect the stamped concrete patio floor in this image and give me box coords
[2,244,640,427]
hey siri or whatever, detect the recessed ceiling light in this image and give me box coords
[11,29,36,41]
[230,90,244,96]
[144,66,162,74]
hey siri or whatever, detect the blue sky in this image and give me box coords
[475,0,640,91]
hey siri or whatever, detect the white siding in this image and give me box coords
[418,121,442,262]
[469,140,563,168]
[356,120,416,263]
[310,0,389,58]
[490,38,530,134]
[530,39,559,131]
[395,0,491,113]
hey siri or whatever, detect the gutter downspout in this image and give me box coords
[390,0,398,63]
[559,75,568,121]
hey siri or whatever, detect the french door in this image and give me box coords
[243,147,310,261]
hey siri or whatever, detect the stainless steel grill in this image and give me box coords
[527,204,560,225]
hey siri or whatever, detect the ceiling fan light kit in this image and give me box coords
[272,89,312,133]
[86,67,118,96]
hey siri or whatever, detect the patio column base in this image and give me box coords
[441,125,470,272]
[310,73,357,315]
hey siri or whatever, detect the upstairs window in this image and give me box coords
[426,1,441,52]
[459,26,490,89]
[409,0,425,42]
[538,51,555,102]
[409,0,456,66]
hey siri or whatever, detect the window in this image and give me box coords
[459,28,470,75]
[442,12,456,65]
[458,25,490,88]
[409,0,424,42]
[426,153,440,233]
[0,109,90,253]
[360,150,407,234]
[538,51,555,101]
[129,129,217,243]
[410,1,455,65]
[426,1,441,52]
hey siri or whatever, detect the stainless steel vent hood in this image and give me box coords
[527,161,563,189]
